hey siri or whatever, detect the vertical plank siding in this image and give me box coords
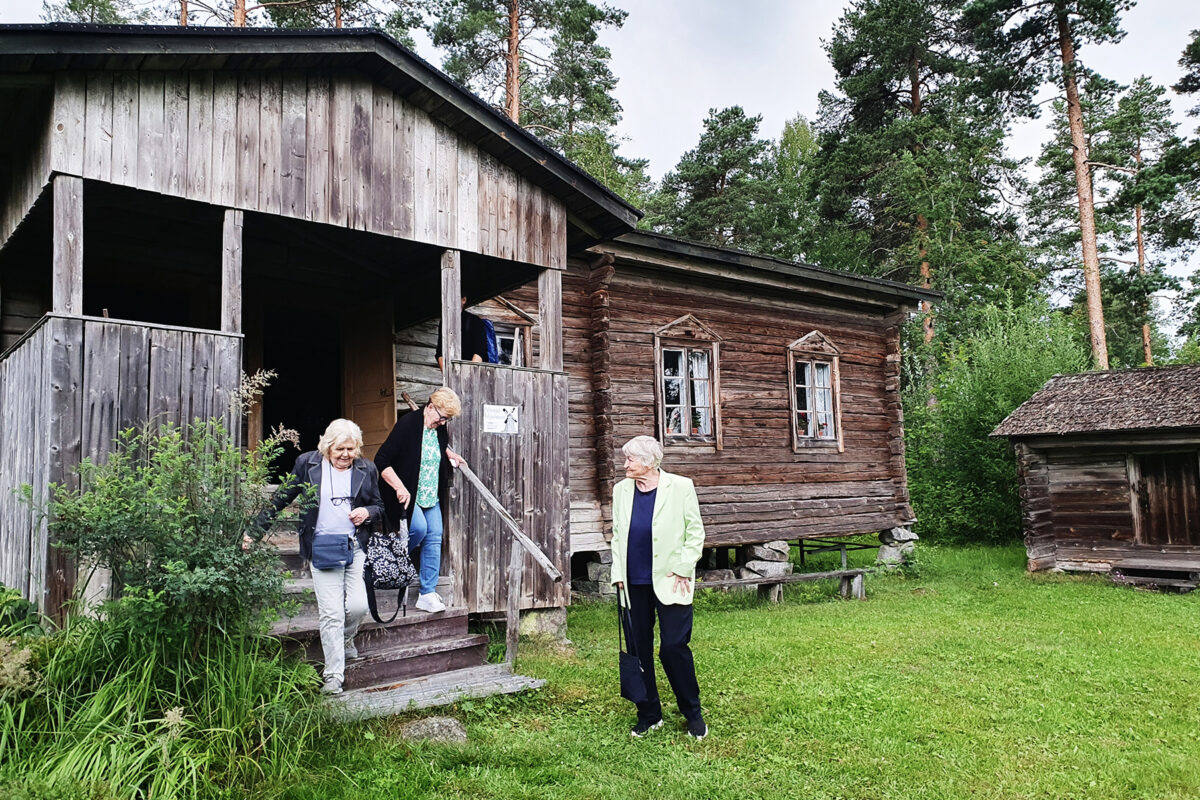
[0,315,242,614]
[0,88,53,250]
[41,69,564,270]
[446,362,570,613]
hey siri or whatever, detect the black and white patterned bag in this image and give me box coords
[364,522,418,623]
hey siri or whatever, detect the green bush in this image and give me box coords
[0,597,322,799]
[904,302,1089,544]
[47,420,305,641]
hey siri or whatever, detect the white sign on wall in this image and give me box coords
[483,404,520,434]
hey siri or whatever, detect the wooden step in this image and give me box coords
[342,634,489,688]
[332,663,545,719]
[272,605,470,657]
[1111,572,1198,593]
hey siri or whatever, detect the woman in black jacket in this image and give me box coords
[257,418,383,695]
[373,387,465,613]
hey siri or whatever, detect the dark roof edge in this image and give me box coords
[0,23,642,235]
[606,230,941,305]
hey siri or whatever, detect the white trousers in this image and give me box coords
[310,544,368,683]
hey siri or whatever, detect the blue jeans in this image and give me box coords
[408,502,443,595]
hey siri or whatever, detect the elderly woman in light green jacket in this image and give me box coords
[611,435,707,740]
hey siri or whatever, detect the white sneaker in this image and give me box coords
[415,592,446,613]
[321,677,343,695]
[344,640,360,661]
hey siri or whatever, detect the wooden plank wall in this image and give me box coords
[1014,443,1056,570]
[0,318,53,604]
[0,89,54,250]
[0,315,241,614]
[48,70,566,270]
[445,361,569,614]
[1044,452,1135,569]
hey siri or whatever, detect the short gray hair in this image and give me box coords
[621,435,663,470]
[317,418,364,460]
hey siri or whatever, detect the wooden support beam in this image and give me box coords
[52,175,84,315]
[221,209,243,334]
[538,268,562,371]
[440,249,461,385]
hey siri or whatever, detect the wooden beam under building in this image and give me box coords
[538,268,562,372]
[440,249,461,384]
[221,209,243,334]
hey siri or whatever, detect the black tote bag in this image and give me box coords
[618,590,649,704]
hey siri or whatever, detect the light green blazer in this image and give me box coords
[610,470,706,606]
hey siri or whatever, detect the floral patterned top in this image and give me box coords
[415,426,441,508]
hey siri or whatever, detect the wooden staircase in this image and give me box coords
[267,531,545,717]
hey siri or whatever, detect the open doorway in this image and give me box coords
[259,304,342,477]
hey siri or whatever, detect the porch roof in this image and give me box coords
[0,23,641,250]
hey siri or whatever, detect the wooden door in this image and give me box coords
[1132,452,1200,546]
[342,298,397,460]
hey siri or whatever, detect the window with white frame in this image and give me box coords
[492,322,528,367]
[787,331,843,451]
[655,315,722,445]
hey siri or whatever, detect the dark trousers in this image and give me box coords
[623,583,702,724]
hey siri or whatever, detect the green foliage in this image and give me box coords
[47,420,302,641]
[0,603,323,799]
[904,302,1089,543]
[646,105,772,249]
[39,0,150,24]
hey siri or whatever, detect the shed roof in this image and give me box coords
[992,364,1200,438]
[0,23,640,248]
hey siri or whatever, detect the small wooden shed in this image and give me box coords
[994,365,1200,576]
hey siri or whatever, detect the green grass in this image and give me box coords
[285,545,1200,800]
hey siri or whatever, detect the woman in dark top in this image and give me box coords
[609,435,708,740]
[373,387,466,613]
[256,418,383,695]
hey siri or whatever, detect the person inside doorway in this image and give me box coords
[435,297,490,369]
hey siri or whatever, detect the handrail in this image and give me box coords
[456,461,562,583]
[455,459,562,668]
[0,312,243,363]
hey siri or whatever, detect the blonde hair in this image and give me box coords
[429,387,462,419]
[317,418,364,460]
[622,435,663,470]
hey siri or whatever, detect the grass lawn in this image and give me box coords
[283,545,1200,800]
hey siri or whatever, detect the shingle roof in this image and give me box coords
[992,365,1200,438]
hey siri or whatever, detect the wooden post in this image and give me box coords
[538,268,562,371]
[504,541,523,665]
[52,175,84,315]
[440,249,461,384]
[221,210,243,334]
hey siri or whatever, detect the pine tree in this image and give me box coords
[965,0,1134,368]
[809,0,1030,344]
[646,106,771,250]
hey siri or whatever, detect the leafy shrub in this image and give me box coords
[47,420,302,641]
[904,302,1089,544]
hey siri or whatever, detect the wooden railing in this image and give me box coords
[456,462,562,665]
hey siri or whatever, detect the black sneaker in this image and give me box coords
[687,718,708,740]
[630,718,663,738]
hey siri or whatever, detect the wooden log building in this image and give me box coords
[993,365,1200,582]
[0,24,935,622]
[0,24,638,619]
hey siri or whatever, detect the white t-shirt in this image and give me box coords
[314,459,356,536]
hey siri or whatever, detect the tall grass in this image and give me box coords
[0,606,324,799]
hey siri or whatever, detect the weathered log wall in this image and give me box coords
[498,256,913,552]
[45,70,566,270]
[1015,440,1200,571]
[0,314,241,614]
[444,361,569,614]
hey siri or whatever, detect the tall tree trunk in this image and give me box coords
[1058,9,1109,369]
[505,0,521,122]
[335,0,342,27]
[1133,140,1152,364]
[180,0,187,25]
[910,57,935,344]
[233,0,246,26]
